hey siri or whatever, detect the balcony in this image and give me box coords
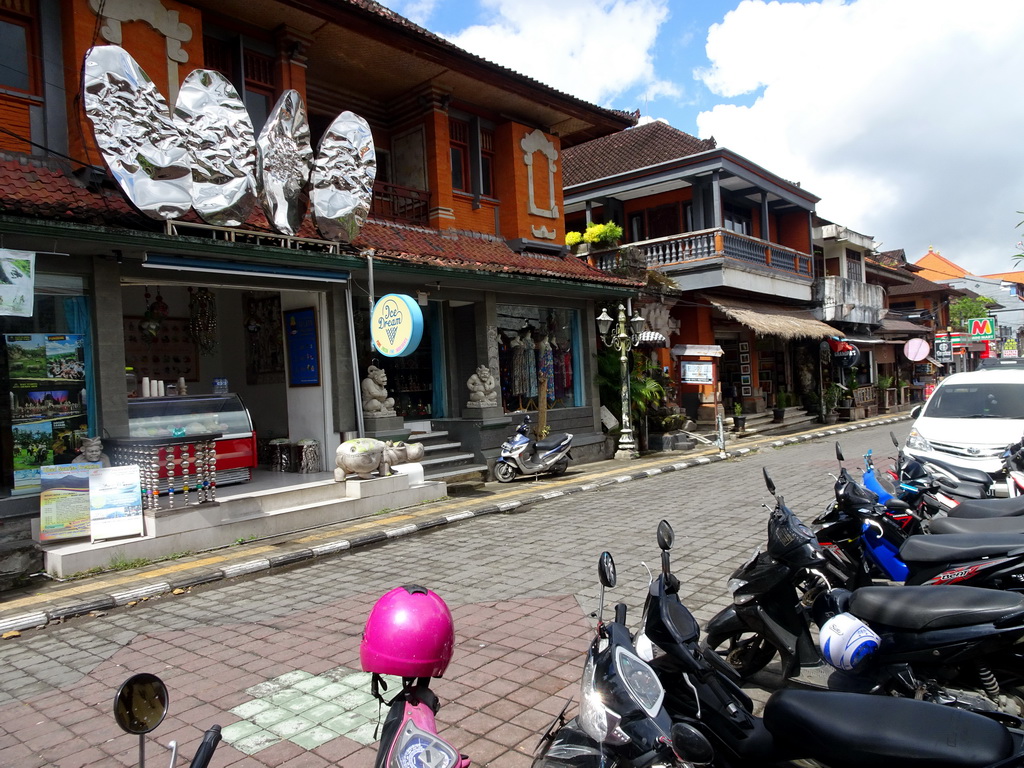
[371,181,429,225]
[590,228,814,300]
[814,275,885,325]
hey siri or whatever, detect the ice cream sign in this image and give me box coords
[370,294,424,357]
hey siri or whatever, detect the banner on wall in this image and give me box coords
[0,250,35,317]
[5,333,89,495]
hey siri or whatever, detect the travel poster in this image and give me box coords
[39,463,100,541]
[0,250,34,317]
[5,333,88,495]
[89,465,144,542]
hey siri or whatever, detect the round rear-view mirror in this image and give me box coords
[113,673,168,735]
[598,551,616,589]
[656,519,674,551]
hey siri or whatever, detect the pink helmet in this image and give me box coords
[360,585,455,678]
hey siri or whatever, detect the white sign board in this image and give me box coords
[89,465,144,542]
[680,361,714,384]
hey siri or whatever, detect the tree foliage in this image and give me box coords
[948,295,996,330]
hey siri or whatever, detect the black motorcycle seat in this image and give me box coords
[899,532,1024,563]
[949,494,1024,518]
[534,432,571,452]
[923,456,994,487]
[849,585,1024,630]
[929,515,1024,535]
[764,688,1013,768]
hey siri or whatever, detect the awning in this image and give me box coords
[635,330,668,348]
[707,295,842,340]
[671,344,724,358]
[842,336,885,345]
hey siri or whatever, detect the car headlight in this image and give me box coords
[905,429,932,453]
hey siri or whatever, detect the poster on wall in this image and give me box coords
[0,250,35,317]
[89,465,144,542]
[284,306,321,386]
[123,316,200,381]
[39,463,100,541]
[5,333,89,495]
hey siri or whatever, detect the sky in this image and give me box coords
[380,0,1024,278]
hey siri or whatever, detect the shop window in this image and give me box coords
[450,118,469,192]
[1,270,93,498]
[0,4,36,95]
[449,117,494,198]
[497,305,580,411]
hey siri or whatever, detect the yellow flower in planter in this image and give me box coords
[583,221,624,246]
[565,230,584,247]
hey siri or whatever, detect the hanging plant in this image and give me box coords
[188,287,218,354]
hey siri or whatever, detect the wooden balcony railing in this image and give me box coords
[371,181,430,225]
[592,228,813,279]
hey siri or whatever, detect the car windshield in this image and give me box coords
[923,382,1024,419]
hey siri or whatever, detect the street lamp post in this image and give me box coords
[597,304,645,461]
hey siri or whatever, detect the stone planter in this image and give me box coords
[733,416,747,432]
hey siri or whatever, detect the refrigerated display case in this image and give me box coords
[119,393,257,489]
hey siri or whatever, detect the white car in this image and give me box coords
[905,362,1024,479]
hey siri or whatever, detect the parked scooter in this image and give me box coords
[361,585,470,768]
[532,550,713,767]
[706,470,1024,719]
[113,672,221,768]
[494,415,572,483]
[537,518,1024,768]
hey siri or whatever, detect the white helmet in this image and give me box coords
[818,613,880,671]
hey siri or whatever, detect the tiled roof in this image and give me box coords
[914,248,972,283]
[562,121,717,187]
[0,153,633,286]
[873,249,907,269]
[982,270,1024,282]
[887,274,965,296]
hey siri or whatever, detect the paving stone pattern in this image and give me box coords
[0,424,906,767]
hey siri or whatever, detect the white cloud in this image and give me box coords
[442,0,675,106]
[695,0,1024,275]
[381,0,441,27]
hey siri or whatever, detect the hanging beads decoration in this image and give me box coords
[188,287,218,354]
[139,286,162,343]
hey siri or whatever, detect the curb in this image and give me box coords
[0,414,912,635]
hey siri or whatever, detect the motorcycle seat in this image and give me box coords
[923,456,994,487]
[929,515,1024,535]
[535,432,571,452]
[948,494,1024,518]
[899,532,1024,563]
[764,688,1013,768]
[849,585,1024,631]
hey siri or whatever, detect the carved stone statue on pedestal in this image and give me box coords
[466,364,498,408]
[361,365,396,417]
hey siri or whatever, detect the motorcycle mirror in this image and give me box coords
[598,551,616,589]
[670,723,714,767]
[890,431,899,447]
[656,519,674,551]
[835,442,845,462]
[762,467,776,496]
[113,673,168,735]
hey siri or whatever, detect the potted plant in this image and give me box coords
[823,383,843,424]
[876,374,895,411]
[772,390,792,423]
[839,367,858,408]
[733,401,747,433]
[583,221,624,249]
[565,230,586,255]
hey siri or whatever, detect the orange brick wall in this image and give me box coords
[0,93,32,153]
[492,122,562,241]
[672,304,717,399]
[776,210,811,253]
[63,0,204,169]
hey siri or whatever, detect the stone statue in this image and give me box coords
[71,436,111,467]
[335,437,425,481]
[466,364,498,408]
[361,365,396,416]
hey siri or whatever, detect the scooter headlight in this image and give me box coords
[905,429,932,453]
[727,577,754,605]
[579,655,629,745]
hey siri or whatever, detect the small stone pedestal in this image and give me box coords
[462,404,505,420]
[343,472,410,499]
[363,414,409,442]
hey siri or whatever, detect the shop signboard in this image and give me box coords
[1002,339,1018,358]
[968,317,996,341]
[39,463,100,541]
[89,465,144,542]
[4,333,89,495]
[370,293,424,357]
[934,335,953,362]
[680,361,715,384]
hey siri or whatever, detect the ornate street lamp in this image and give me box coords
[597,304,646,460]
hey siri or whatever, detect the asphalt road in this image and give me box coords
[0,422,910,768]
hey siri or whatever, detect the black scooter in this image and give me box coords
[535,518,1024,768]
[705,471,1024,719]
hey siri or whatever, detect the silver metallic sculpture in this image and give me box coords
[82,45,192,220]
[256,89,313,236]
[173,69,257,227]
[312,110,376,242]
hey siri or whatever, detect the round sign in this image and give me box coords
[903,338,930,362]
[371,293,424,357]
